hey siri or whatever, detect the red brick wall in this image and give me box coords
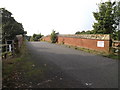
[42,36,51,42]
[58,36,110,52]
[42,35,110,52]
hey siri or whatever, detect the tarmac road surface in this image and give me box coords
[26,41,118,88]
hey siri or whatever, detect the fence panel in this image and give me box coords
[112,40,120,55]
[0,44,13,59]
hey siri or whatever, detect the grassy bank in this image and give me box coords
[3,41,49,88]
[42,41,119,60]
[56,43,119,60]
[2,41,36,88]
[3,41,68,88]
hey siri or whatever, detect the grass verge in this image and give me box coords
[2,41,60,88]
[2,41,36,88]
[57,43,119,60]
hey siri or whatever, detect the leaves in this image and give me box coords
[1,8,25,43]
[50,30,58,43]
[92,1,118,34]
[30,33,43,41]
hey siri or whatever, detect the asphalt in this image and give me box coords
[26,41,118,88]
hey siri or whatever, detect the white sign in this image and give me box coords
[97,41,104,47]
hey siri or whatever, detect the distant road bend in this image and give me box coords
[27,41,118,88]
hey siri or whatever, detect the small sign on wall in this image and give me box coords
[97,41,104,47]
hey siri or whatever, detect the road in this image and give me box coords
[26,41,118,88]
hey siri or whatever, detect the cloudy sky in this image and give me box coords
[0,0,112,36]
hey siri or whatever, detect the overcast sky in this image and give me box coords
[0,0,114,36]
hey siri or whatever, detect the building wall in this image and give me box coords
[42,34,110,52]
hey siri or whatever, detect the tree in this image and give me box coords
[32,33,43,41]
[114,1,120,29]
[92,1,117,34]
[0,8,25,44]
[25,36,31,41]
[114,1,120,40]
[75,31,81,34]
[33,34,37,38]
[75,30,95,34]
[51,30,57,43]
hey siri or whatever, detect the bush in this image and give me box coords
[50,30,57,43]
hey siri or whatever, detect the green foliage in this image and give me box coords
[50,30,57,43]
[76,1,120,40]
[25,36,31,41]
[31,33,43,41]
[93,1,117,34]
[91,0,120,40]
[0,8,25,44]
[75,30,95,34]
[75,31,86,34]
[112,30,120,40]
[114,1,120,40]
[114,1,120,29]
[75,31,81,34]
